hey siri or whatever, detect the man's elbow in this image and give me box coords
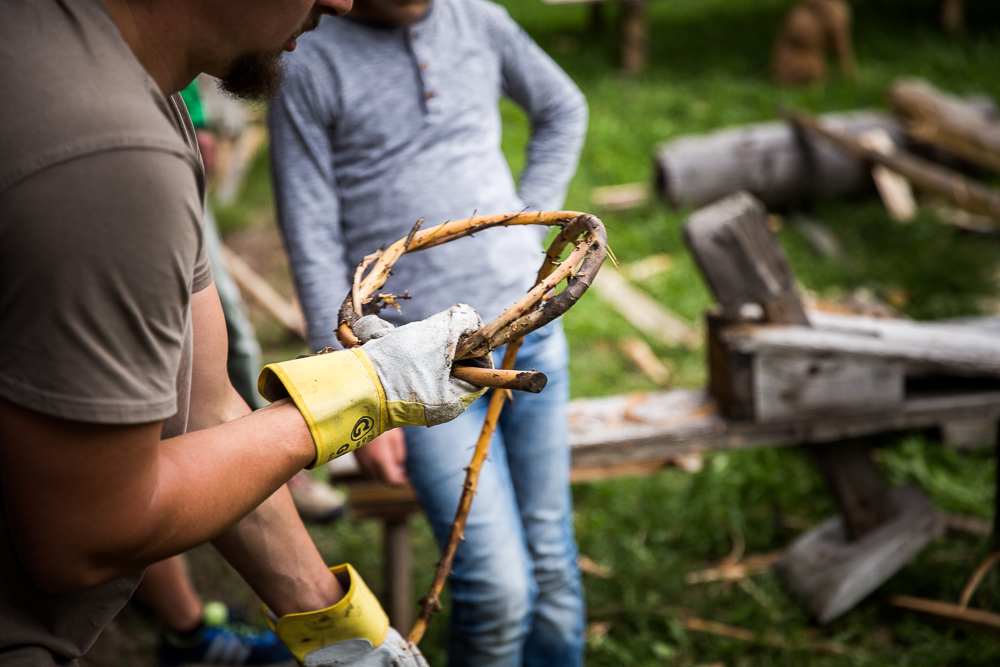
[13,525,147,594]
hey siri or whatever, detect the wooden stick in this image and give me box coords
[451,367,547,393]
[889,594,1000,630]
[406,215,599,645]
[782,107,1000,222]
[407,340,524,645]
[958,550,1000,609]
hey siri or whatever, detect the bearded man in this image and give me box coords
[0,1,485,665]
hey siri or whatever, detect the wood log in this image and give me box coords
[889,78,1000,173]
[783,108,1000,222]
[656,99,998,211]
[656,111,902,210]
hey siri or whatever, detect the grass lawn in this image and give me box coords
[191,1,1000,665]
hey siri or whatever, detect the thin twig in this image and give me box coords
[959,550,1000,609]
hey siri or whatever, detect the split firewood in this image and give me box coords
[857,128,917,222]
[773,0,855,85]
[621,338,672,385]
[590,182,649,211]
[889,79,1000,174]
[592,269,699,349]
[220,244,307,339]
[783,107,1000,223]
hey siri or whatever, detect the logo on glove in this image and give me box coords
[352,416,375,442]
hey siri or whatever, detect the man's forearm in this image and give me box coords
[212,484,344,616]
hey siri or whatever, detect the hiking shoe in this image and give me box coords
[287,471,346,524]
[158,601,293,666]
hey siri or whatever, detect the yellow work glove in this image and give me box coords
[258,304,488,468]
[263,564,427,666]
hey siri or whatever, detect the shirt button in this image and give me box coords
[411,31,418,40]
[419,62,428,71]
[425,90,435,99]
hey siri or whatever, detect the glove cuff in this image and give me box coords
[263,564,390,664]
[258,349,387,468]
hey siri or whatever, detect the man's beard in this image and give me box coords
[219,50,284,101]
[218,9,323,101]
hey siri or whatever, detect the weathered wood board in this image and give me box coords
[776,485,944,624]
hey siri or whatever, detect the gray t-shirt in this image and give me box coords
[269,0,587,350]
[0,0,211,663]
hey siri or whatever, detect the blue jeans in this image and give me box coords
[404,323,585,667]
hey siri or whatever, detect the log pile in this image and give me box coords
[654,80,999,220]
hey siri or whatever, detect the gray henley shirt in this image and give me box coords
[269,0,588,350]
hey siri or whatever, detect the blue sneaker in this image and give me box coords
[158,601,294,666]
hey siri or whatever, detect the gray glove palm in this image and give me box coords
[357,303,490,427]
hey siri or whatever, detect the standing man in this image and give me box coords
[0,0,484,664]
[269,1,589,664]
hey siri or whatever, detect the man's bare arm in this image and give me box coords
[0,285,316,594]
[185,283,343,615]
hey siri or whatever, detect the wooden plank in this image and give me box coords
[566,388,1000,470]
[221,245,307,340]
[592,269,698,348]
[776,485,944,623]
[620,338,671,385]
[684,192,809,324]
[752,351,903,422]
[719,316,1000,378]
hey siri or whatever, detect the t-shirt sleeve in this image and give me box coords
[0,148,206,424]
